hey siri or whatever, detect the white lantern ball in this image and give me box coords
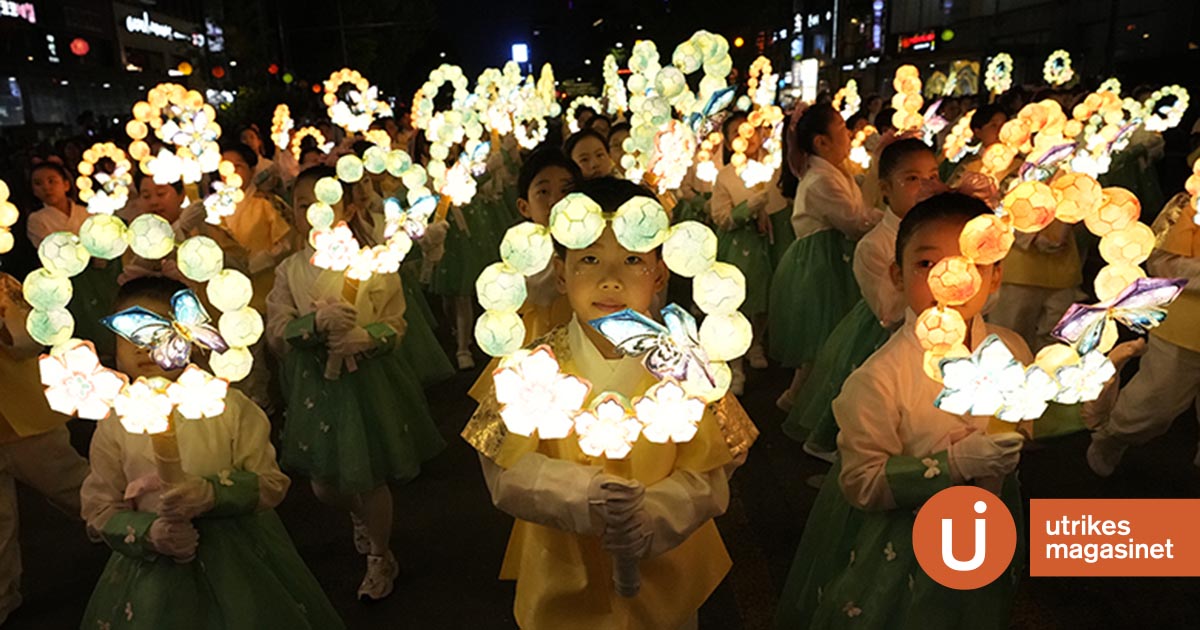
[475,310,526,357]
[128,213,175,260]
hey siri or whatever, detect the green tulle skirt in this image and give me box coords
[81,511,344,630]
[768,230,861,367]
[768,210,796,269]
[717,222,771,316]
[280,344,445,495]
[773,462,1025,630]
[398,265,454,387]
[672,192,711,225]
[784,300,892,450]
[430,193,509,298]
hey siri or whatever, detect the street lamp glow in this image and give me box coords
[511,43,529,63]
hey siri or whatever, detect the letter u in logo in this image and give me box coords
[941,500,988,572]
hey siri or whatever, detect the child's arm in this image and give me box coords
[852,228,904,327]
[807,175,881,240]
[265,262,312,358]
[1148,249,1200,284]
[608,466,731,560]
[478,451,607,536]
[329,275,409,357]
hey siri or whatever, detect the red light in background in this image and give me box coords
[211,66,226,79]
[70,38,89,57]
[312,84,321,93]
[268,63,280,75]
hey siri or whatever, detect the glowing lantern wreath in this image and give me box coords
[323,68,393,134]
[480,192,738,597]
[566,95,604,133]
[290,126,330,162]
[730,57,785,187]
[1043,50,1074,87]
[832,78,861,120]
[0,179,15,254]
[984,53,1013,96]
[270,103,294,150]
[412,64,489,209]
[918,173,1184,423]
[602,54,628,115]
[76,143,134,216]
[891,65,925,133]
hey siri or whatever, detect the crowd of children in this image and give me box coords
[0,63,1193,630]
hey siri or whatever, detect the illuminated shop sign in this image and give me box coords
[899,31,937,53]
[0,0,35,25]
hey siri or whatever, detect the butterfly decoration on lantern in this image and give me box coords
[101,289,228,371]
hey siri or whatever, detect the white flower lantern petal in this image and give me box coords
[38,232,90,277]
[549,193,606,249]
[211,347,253,382]
[494,345,591,439]
[575,395,644,460]
[167,365,229,420]
[26,308,74,346]
[698,311,753,361]
[634,380,706,444]
[207,269,253,312]
[218,308,264,347]
[500,223,555,276]
[38,340,126,420]
[475,310,526,357]
[476,263,528,312]
[693,262,746,315]
[128,213,175,260]
[612,197,670,253]
[663,221,718,278]
[113,377,174,435]
[176,236,224,283]
[22,269,73,311]
[79,215,129,260]
[683,360,732,403]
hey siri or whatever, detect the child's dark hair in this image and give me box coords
[133,170,184,194]
[220,141,259,169]
[874,107,897,135]
[573,105,598,121]
[115,275,188,307]
[563,129,609,158]
[894,192,992,266]
[845,112,868,131]
[608,121,631,141]
[970,104,1006,133]
[298,147,322,164]
[517,147,581,200]
[789,103,841,158]
[585,114,612,131]
[878,138,935,180]
[30,161,72,184]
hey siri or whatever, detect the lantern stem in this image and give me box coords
[150,419,196,563]
[603,456,641,598]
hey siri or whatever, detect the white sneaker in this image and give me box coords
[802,440,837,464]
[456,350,475,370]
[747,345,768,370]
[1086,438,1125,478]
[357,551,399,601]
[351,514,370,555]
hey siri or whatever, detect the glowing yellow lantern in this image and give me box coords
[694,262,746,315]
[1003,180,1057,233]
[1098,222,1154,266]
[128,214,175,260]
[914,306,968,354]
[1094,263,1147,302]
[1084,187,1141,237]
[928,256,983,306]
[699,311,753,361]
[211,347,254,382]
[998,118,1031,150]
[663,221,718,278]
[1050,172,1103,223]
[980,143,1017,176]
[207,269,253,312]
[218,307,265,347]
[959,214,1014,265]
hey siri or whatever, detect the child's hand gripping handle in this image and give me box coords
[149,430,197,563]
[599,459,645,598]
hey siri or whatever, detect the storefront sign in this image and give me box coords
[0,0,35,25]
[899,31,937,53]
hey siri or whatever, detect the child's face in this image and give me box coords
[879,151,939,218]
[292,177,345,229]
[31,168,70,206]
[114,295,185,381]
[891,217,1002,322]
[240,129,263,155]
[570,136,613,180]
[140,181,185,222]
[222,151,253,191]
[518,165,575,226]
[556,227,667,325]
[608,131,629,167]
[815,115,853,164]
[976,112,1007,147]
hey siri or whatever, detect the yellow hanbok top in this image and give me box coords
[0,273,70,443]
[1151,193,1200,352]
[463,320,757,630]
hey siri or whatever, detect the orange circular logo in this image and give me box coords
[913,486,1017,590]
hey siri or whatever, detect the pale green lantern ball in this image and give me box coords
[400,166,426,190]
[79,215,129,260]
[474,310,526,358]
[313,177,343,205]
[176,236,224,283]
[336,155,364,183]
[694,262,746,315]
[613,197,669,253]
[663,221,718,277]
[211,347,253,382]
[218,307,264,347]
[654,66,687,101]
[26,308,74,347]
[549,193,605,249]
[699,311,752,361]
[363,146,389,174]
[207,269,253,312]
[386,150,413,177]
[127,214,175,260]
[38,232,90,277]
[306,202,336,230]
[22,268,73,311]
[476,262,528,312]
[683,360,731,403]
[0,201,19,228]
[672,41,702,74]
[500,223,554,276]
[430,142,450,162]
[703,55,732,79]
